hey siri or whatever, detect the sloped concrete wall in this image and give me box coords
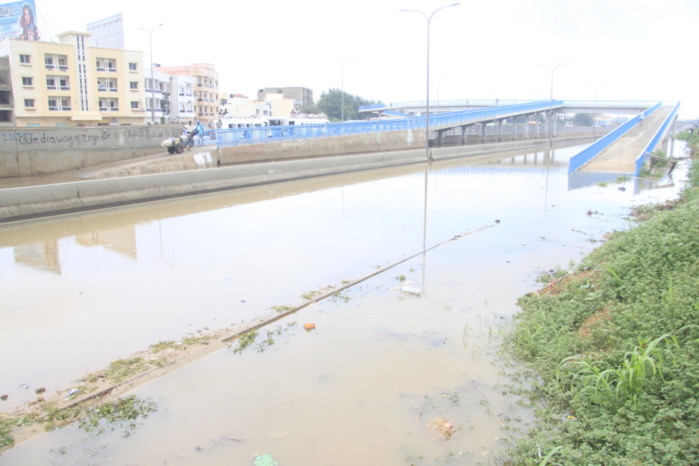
[0,125,182,177]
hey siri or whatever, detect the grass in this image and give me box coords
[499,134,699,464]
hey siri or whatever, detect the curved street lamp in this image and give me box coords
[401,3,460,161]
[140,24,164,124]
[548,61,569,101]
[538,61,569,138]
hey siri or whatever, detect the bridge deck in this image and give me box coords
[580,106,672,173]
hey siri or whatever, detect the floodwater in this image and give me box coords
[0,142,689,465]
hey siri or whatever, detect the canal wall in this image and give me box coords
[0,137,590,223]
[218,130,421,165]
[0,125,182,178]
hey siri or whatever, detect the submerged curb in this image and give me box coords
[0,138,587,223]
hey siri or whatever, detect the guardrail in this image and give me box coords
[360,99,662,113]
[633,102,681,175]
[567,102,661,174]
[214,100,563,149]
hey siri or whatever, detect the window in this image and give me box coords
[96,58,116,72]
[130,81,138,90]
[24,99,35,108]
[47,76,70,91]
[99,98,118,111]
[19,54,30,64]
[130,101,140,110]
[97,78,118,92]
[22,76,33,86]
[47,97,71,111]
[45,54,68,71]
[129,62,137,71]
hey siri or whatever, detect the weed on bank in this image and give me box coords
[501,133,699,465]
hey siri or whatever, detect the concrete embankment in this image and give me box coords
[0,137,589,223]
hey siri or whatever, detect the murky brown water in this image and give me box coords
[0,143,688,465]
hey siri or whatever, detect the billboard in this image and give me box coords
[0,0,40,41]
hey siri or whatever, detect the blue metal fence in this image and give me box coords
[214,100,563,149]
[567,102,661,174]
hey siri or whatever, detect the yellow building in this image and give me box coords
[0,32,148,126]
[157,63,218,124]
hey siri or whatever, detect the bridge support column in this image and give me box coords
[524,117,531,140]
[497,119,504,142]
[480,123,486,143]
[461,125,468,145]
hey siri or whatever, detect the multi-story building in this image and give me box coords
[0,31,148,126]
[157,63,218,124]
[169,72,196,124]
[257,87,314,112]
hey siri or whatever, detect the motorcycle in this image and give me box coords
[161,129,194,154]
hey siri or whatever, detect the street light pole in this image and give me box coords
[402,3,460,161]
[341,56,354,121]
[140,24,163,125]
[549,61,569,101]
[538,61,569,139]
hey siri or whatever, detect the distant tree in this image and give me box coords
[316,88,382,121]
[574,113,594,127]
[159,92,170,116]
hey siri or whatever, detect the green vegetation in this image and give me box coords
[0,418,15,448]
[231,329,259,354]
[150,331,212,353]
[231,323,297,354]
[309,88,382,121]
[501,133,699,464]
[78,395,157,437]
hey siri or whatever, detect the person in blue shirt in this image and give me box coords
[193,121,206,144]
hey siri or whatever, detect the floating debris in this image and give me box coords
[428,417,456,439]
[399,285,422,296]
[253,453,279,466]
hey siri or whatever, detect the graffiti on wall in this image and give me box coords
[0,127,178,149]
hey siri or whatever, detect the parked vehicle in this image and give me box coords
[160,130,194,154]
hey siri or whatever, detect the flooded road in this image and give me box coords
[0,143,689,465]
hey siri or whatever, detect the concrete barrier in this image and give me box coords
[0,125,183,177]
[0,136,593,223]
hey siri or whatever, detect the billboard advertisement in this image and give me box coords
[0,0,40,41]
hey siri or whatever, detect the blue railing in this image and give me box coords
[359,99,537,112]
[215,100,563,149]
[567,102,661,174]
[360,99,660,113]
[633,102,680,175]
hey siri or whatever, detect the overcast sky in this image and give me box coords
[34,0,699,119]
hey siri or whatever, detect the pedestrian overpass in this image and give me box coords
[211,99,680,176]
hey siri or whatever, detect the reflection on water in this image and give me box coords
[0,145,689,464]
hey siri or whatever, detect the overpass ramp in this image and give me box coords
[580,106,672,173]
